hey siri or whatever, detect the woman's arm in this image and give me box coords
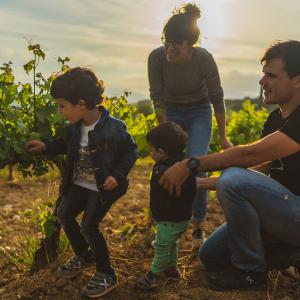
[215,112,233,149]
[148,49,167,123]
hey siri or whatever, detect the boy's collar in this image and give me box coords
[160,152,185,164]
[74,105,110,128]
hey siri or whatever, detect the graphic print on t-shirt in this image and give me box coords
[75,146,95,183]
[270,158,284,171]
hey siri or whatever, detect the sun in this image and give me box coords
[196,1,227,48]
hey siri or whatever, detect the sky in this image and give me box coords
[0,0,300,102]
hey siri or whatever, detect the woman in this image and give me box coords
[148,3,232,244]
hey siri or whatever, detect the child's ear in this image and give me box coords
[78,99,87,107]
[293,75,300,88]
[158,148,167,158]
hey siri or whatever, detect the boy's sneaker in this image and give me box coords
[57,255,95,279]
[192,229,206,248]
[135,271,161,291]
[82,271,118,298]
[206,266,267,291]
[164,268,181,282]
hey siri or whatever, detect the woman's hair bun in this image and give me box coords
[177,3,201,21]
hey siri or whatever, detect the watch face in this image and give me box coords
[188,158,199,170]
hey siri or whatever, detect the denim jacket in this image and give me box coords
[44,106,138,195]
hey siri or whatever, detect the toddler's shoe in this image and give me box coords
[82,271,118,298]
[57,254,95,279]
[135,271,161,291]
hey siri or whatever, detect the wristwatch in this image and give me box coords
[187,157,200,174]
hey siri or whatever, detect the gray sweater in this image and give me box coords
[148,46,225,113]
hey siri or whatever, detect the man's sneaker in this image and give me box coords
[164,268,180,282]
[82,272,118,298]
[135,271,161,291]
[57,255,95,279]
[206,266,267,291]
[192,229,206,248]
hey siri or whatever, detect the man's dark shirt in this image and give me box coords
[261,105,300,195]
[150,153,196,222]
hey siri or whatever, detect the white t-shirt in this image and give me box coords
[73,117,100,191]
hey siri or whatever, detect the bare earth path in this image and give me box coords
[0,162,299,300]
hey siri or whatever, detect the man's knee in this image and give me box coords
[216,167,245,192]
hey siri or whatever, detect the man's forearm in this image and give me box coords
[198,144,263,172]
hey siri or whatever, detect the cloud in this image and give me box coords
[221,70,261,99]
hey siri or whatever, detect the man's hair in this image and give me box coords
[162,3,201,46]
[146,122,187,156]
[261,40,300,78]
[50,67,105,109]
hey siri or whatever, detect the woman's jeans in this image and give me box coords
[167,104,212,223]
[199,167,300,272]
[57,184,117,274]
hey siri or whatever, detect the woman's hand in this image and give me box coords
[25,140,46,153]
[159,159,190,196]
[220,136,233,150]
[196,176,219,191]
[103,176,119,191]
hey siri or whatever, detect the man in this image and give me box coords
[159,40,300,290]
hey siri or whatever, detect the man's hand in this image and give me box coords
[220,136,233,150]
[159,159,190,196]
[103,176,119,191]
[196,176,219,191]
[25,140,46,153]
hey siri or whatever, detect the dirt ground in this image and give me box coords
[0,162,299,300]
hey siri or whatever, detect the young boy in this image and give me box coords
[26,67,138,298]
[136,122,196,290]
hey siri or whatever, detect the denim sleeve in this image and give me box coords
[44,138,68,156]
[43,126,72,156]
[111,122,138,183]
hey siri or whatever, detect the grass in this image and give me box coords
[1,237,40,272]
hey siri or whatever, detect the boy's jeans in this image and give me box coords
[166,104,212,223]
[151,221,189,274]
[199,167,300,272]
[57,184,116,274]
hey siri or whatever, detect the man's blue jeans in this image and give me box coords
[166,104,212,223]
[199,167,300,272]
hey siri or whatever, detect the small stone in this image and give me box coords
[63,284,75,294]
[55,278,68,289]
[12,215,21,222]
[136,183,144,189]
[280,296,293,300]
[2,204,13,212]
[49,287,58,295]
[167,294,181,300]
